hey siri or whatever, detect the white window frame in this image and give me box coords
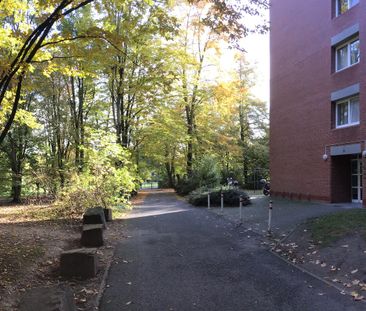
[335,37,360,72]
[335,96,360,128]
[336,0,359,17]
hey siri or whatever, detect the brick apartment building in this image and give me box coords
[270,0,366,204]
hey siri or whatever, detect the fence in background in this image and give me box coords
[140,181,160,190]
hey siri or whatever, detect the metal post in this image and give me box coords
[220,191,224,214]
[208,192,211,209]
[239,195,243,223]
[268,200,273,235]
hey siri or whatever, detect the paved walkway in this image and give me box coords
[100,190,364,310]
[210,194,361,237]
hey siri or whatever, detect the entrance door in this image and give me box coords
[351,158,362,203]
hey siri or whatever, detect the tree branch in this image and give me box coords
[0,75,24,145]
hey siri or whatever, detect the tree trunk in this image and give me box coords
[11,172,22,203]
[186,134,193,177]
[165,160,176,188]
[239,103,249,184]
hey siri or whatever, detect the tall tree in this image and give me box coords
[0,91,37,202]
[102,0,177,149]
[175,0,269,176]
[0,0,98,145]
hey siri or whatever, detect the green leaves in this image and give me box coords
[0,0,269,202]
[14,109,40,129]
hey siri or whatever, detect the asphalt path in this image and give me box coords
[100,190,365,311]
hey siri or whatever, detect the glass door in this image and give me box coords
[351,158,362,203]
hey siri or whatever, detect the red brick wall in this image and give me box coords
[270,0,366,203]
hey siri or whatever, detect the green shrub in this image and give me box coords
[194,155,221,188]
[56,133,138,218]
[175,178,199,195]
[188,188,250,207]
[175,155,221,195]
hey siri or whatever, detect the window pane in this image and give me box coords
[336,45,348,70]
[349,0,359,9]
[352,175,358,187]
[337,0,348,14]
[352,188,358,200]
[350,40,360,65]
[351,160,358,174]
[336,102,348,126]
[350,97,359,123]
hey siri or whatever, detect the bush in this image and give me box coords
[194,155,221,188]
[188,188,250,207]
[175,155,221,195]
[175,178,199,195]
[56,133,138,218]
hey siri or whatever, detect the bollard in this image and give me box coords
[239,195,243,223]
[267,200,273,235]
[208,192,211,209]
[220,191,224,214]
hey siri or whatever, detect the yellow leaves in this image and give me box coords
[14,109,41,129]
[143,0,154,5]
[0,0,33,36]
[0,0,28,16]
[0,89,15,125]
[206,40,221,54]
[0,27,23,53]
[351,291,364,301]
[42,62,57,78]
[42,62,93,79]
[59,66,80,77]
[102,21,117,33]
[33,49,53,63]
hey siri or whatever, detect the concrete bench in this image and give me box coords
[60,248,98,279]
[103,208,113,222]
[81,224,104,247]
[19,285,75,311]
[82,207,106,228]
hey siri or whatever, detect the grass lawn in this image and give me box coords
[308,209,366,246]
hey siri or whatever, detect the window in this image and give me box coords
[335,38,360,71]
[336,0,359,16]
[335,96,359,128]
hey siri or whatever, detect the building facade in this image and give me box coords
[270,0,366,204]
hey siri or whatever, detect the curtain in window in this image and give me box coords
[350,98,359,123]
[337,102,348,126]
[350,40,360,65]
[336,45,348,71]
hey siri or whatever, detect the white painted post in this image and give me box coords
[220,191,224,214]
[268,200,273,235]
[208,192,211,209]
[239,195,243,223]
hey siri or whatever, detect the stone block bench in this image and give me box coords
[19,285,75,311]
[103,208,113,222]
[81,224,104,247]
[60,248,98,279]
[82,207,106,228]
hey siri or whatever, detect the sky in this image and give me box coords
[217,9,270,105]
[241,5,270,105]
[242,31,270,104]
